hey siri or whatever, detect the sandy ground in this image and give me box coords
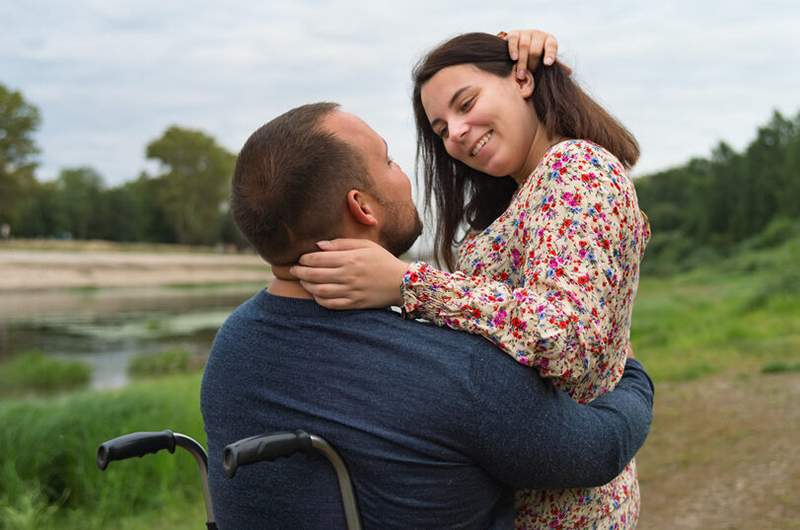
[0,249,271,291]
[637,371,800,530]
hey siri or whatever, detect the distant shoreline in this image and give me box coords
[0,241,271,292]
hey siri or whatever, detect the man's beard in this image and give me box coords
[380,199,424,258]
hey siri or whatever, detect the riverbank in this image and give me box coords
[0,241,270,292]
[1,369,797,530]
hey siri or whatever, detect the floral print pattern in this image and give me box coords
[402,140,650,529]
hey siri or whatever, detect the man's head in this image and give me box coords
[231,102,423,266]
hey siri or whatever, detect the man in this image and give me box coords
[201,103,654,529]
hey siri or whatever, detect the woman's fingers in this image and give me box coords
[543,33,558,66]
[316,238,375,251]
[291,264,346,283]
[314,297,356,310]
[299,281,351,300]
[507,31,519,61]
[296,249,359,268]
[527,31,546,70]
[516,31,531,79]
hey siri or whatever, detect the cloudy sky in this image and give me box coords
[3,1,798,193]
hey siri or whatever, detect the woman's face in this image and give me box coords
[420,64,537,179]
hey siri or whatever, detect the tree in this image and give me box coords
[146,127,235,245]
[56,167,104,239]
[0,83,41,226]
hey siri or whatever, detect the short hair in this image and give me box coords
[231,102,370,265]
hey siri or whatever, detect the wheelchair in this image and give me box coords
[97,429,362,530]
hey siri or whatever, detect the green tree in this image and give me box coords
[96,174,174,243]
[0,83,41,227]
[146,127,235,245]
[56,167,104,239]
[15,180,66,237]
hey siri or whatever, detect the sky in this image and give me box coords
[2,0,799,194]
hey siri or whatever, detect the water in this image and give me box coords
[0,285,262,389]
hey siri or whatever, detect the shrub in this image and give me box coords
[127,349,205,378]
[0,375,205,529]
[0,352,91,397]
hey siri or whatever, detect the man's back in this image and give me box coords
[201,290,653,529]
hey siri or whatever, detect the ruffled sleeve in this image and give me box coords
[401,141,648,401]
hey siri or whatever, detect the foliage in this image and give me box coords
[145,126,235,246]
[638,110,800,273]
[0,352,91,397]
[128,349,205,378]
[761,360,800,374]
[0,83,41,227]
[0,375,206,530]
[631,236,800,381]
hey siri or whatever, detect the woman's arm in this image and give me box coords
[401,142,646,399]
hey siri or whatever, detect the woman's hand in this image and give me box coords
[499,29,572,79]
[290,239,410,310]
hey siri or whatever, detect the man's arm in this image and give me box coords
[465,350,654,490]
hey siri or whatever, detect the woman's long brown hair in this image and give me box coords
[412,32,639,270]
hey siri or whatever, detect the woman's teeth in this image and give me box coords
[471,130,493,157]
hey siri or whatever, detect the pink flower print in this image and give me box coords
[511,247,522,270]
[492,309,508,328]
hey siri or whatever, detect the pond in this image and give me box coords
[0,285,263,389]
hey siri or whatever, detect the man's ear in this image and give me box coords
[515,67,535,98]
[346,189,379,227]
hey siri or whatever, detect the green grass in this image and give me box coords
[632,236,800,381]
[0,374,207,530]
[0,352,92,397]
[127,349,200,378]
[761,360,800,374]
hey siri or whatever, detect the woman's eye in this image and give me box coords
[438,127,448,139]
[460,98,473,112]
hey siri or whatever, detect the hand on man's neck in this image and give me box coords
[267,219,382,300]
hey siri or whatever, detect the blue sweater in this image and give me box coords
[201,290,653,529]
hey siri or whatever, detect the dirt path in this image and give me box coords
[0,249,270,291]
[637,371,800,530]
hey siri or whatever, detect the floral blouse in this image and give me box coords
[401,139,650,529]
[401,139,650,405]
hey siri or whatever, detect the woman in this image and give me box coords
[292,31,650,529]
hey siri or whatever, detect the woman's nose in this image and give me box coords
[448,118,469,145]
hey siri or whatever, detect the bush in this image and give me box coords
[0,375,205,529]
[761,361,800,374]
[127,349,205,378]
[0,352,91,397]
[743,217,800,250]
[740,266,800,312]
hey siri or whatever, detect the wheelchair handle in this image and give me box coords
[97,430,176,470]
[224,430,362,530]
[97,430,216,528]
[223,430,312,478]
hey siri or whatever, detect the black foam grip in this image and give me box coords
[97,430,176,470]
[223,430,312,478]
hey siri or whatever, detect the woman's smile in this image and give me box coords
[470,130,494,157]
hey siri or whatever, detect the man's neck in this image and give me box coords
[268,266,313,299]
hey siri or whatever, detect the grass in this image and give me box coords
[0,352,92,397]
[0,374,207,530]
[631,236,800,381]
[127,349,206,378]
[761,360,800,374]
